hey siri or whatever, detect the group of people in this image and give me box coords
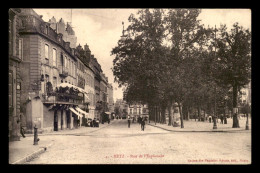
[208,115,227,124]
[127,115,146,131]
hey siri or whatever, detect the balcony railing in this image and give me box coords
[59,66,69,77]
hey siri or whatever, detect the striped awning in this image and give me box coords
[69,107,83,118]
[75,107,89,118]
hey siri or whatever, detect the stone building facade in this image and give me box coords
[9,8,22,141]
[9,8,113,135]
[91,56,102,119]
[75,44,95,119]
[18,9,85,133]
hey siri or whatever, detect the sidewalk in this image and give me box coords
[9,120,114,164]
[148,117,251,132]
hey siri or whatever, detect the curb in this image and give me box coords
[30,120,116,137]
[148,123,250,133]
[11,142,54,164]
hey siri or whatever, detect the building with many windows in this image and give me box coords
[9,8,113,135]
[240,81,251,106]
[100,73,108,111]
[107,83,114,114]
[75,44,95,119]
[91,56,102,119]
[18,9,87,133]
[128,103,149,119]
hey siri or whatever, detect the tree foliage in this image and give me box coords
[111,9,251,128]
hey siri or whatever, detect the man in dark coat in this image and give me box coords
[127,115,131,128]
[220,115,224,124]
[138,116,141,124]
[141,116,145,131]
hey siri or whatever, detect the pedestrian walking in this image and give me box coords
[77,119,80,127]
[224,115,227,124]
[141,116,145,131]
[138,116,141,124]
[220,115,224,124]
[208,115,212,123]
[127,115,131,128]
[20,125,26,138]
[17,114,26,138]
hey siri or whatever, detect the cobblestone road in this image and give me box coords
[27,119,251,164]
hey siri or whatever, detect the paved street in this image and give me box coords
[24,119,251,164]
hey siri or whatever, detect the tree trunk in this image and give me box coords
[161,107,166,124]
[198,107,201,121]
[168,105,172,126]
[187,109,190,121]
[178,102,184,128]
[232,84,240,128]
[155,106,157,125]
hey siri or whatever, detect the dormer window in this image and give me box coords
[45,25,48,35]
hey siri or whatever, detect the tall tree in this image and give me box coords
[214,23,251,128]
[164,9,210,128]
[112,9,166,110]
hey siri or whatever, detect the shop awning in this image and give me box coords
[75,107,89,118]
[69,107,83,118]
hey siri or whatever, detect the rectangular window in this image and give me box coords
[9,19,12,55]
[45,75,49,82]
[53,48,57,67]
[69,59,71,75]
[64,56,67,68]
[72,62,74,77]
[9,71,13,107]
[45,44,49,59]
[45,25,48,35]
[53,77,57,89]
[18,39,23,60]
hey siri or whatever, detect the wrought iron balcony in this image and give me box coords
[59,66,69,78]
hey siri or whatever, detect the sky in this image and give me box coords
[33,8,251,102]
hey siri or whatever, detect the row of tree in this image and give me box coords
[111,9,251,128]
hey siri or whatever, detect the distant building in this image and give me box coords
[240,81,251,106]
[100,73,108,111]
[91,55,102,119]
[115,99,128,118]
[107,83,114,113]
[128,103,149,119]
